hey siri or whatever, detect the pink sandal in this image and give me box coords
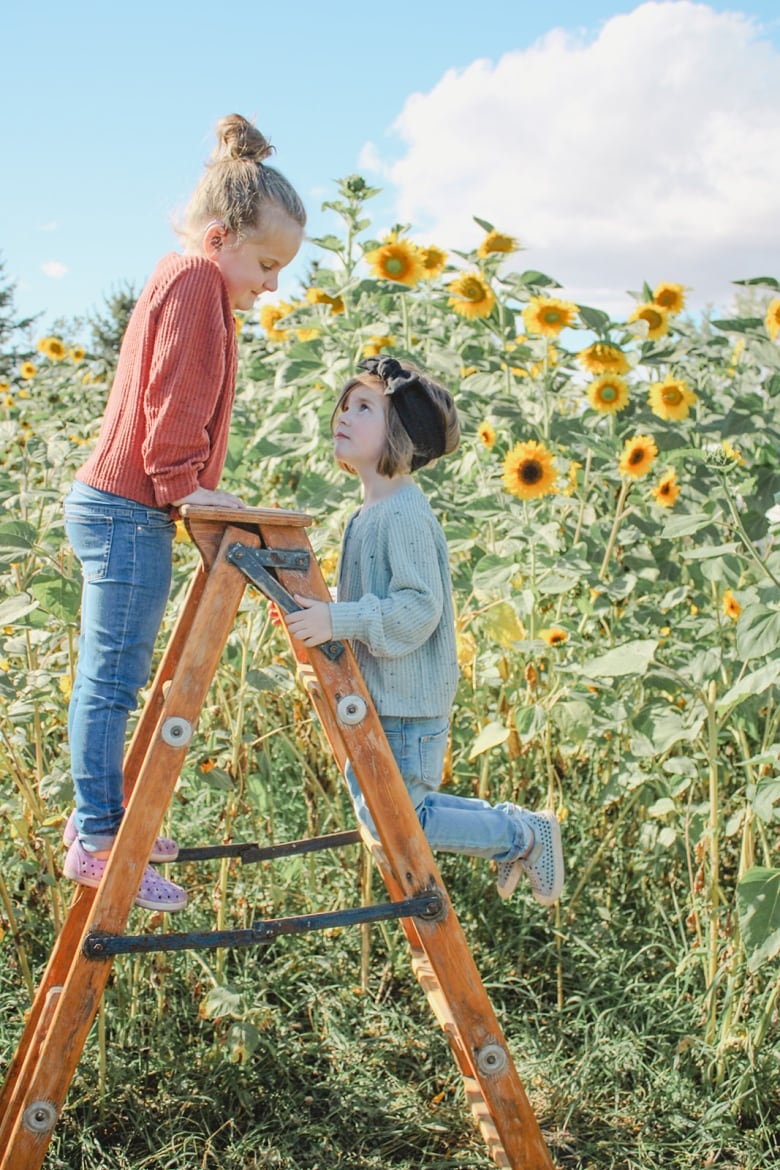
[63,811,179,863]
[63,839,187,912]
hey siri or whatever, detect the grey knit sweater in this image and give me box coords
[328,482,459,718]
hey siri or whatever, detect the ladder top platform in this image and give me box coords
[180,504,313,567]
[180,504,313,527]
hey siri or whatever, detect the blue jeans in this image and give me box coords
[64,481,175,849]
[345,716,527,861]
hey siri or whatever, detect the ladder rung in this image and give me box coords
[174,829,361,864]
[82,892,443,957]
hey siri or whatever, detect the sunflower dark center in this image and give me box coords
[519,460,543,484]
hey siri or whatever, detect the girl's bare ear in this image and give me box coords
[202,220,227,257]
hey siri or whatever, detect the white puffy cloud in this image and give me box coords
[368,2,780,317]
[41,261,68,280]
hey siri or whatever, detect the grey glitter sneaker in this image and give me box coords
[496,809,564,906]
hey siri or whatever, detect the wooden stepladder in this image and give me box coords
[0,506,555,1170]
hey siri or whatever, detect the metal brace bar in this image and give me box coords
[82,892,443,958]
[226,543,344,662]
[174,829,361,864]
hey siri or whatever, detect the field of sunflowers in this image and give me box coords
[0,174,778,1169]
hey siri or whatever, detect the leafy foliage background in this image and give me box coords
[0,178,778,1168]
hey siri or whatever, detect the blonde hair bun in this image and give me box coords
[214,114,274,164]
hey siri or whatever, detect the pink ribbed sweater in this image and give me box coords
[77,253,238,508]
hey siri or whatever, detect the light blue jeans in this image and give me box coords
[64,481,175,849]
[345,715,528,861]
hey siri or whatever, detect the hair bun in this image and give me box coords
[215,114,275,164]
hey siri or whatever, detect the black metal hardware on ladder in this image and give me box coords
[226,543,345,662]
[82,893,444,958]
[174,829,361,865]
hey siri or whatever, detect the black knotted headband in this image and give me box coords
[358,356,446,470]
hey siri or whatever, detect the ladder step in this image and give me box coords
[174,828,361,864]
[82,892,443,957]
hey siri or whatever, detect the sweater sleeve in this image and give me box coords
[141,264,230,505]
[328,505,444,658]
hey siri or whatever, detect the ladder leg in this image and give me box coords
[0,527,256,1170]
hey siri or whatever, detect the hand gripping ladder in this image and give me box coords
[0,506,555,1170]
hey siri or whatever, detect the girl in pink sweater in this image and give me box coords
[62,114,304,911]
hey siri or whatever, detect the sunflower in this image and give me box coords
[418,246,448,279]
[653,470,680,508]
[305,287,345,314]
[628,302,669,340]
[447,272,496,319]
[648,375,697,421]
[619,434,658,478]
[69,346,85,363]
[365,238,424,286]
[19,362,36,380]
[587,374,630,414]
[502,440,558,500]
[523,295,578,337]
[477,231,519,259]
[259,300,293,342]
[722,589,741,620]
[540,627,568,646]
[721,439,744,466]
[577,341,630,375]
[765,298,780,341]
[653,282,686,314]
[362,335,394,357]
[478,421,496,449]
[36,336,67,361]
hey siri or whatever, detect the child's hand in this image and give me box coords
[173,487,246,509]
[285,595,333,646]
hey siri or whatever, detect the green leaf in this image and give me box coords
[736,605,780,662]
[310,234,344,253]
[733,276,780,289]
[28,572,81,621]
[514,703,547,744]
[0,520,37,566]
[717,660,780,713]
[577,305,612,332]
[711,318,764,333]
[199,985,243,1020]
[661,512,712,538]
[472,215,495,234]
[736,866,780,973]
[228,1020,260,1064]
[0,591,38,624]
[551,699,593,744]
[580,639,657,679]
[468,721,510,761]
[753,776,780,824]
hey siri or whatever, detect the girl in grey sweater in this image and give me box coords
[286,357,564,906]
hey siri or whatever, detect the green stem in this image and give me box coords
[598,479,631,580]
[704,680,721,1044]
[722,481,780,588]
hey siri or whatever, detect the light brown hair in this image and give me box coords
[180,114,306,247]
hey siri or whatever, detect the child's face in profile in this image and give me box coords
[332,378,389,476]
[208,207,303,311]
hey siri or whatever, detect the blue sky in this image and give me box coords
[4,0,779,337]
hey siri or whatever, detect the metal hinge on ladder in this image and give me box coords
[226,543,344,662]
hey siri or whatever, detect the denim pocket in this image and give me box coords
[66,517,113,583]
[419,725,449,787]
